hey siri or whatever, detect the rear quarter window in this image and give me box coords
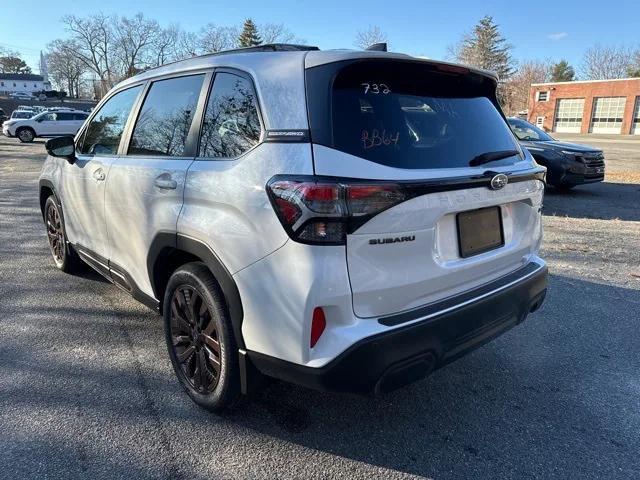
[306,59,520,169]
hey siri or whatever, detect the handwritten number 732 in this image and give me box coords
[361,83,391,95]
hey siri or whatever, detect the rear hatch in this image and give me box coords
[305,56,545,318]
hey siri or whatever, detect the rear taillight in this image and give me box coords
[310,307,326,348]
[266,176,407,245]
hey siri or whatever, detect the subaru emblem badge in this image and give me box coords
[490,174,508,190]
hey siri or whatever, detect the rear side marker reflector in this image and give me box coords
[310,307,326,348]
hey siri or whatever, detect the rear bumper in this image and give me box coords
[248,261,548,394]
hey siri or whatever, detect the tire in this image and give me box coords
[163,262,240,412]
[44,196,82,273]
[16,127,35,143]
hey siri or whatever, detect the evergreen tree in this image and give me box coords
[455,16,515,106]
[456,16,515,81]
[238,19,262,47]
[550,60,575,82]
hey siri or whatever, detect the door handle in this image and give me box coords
[154,178,177,190]
[93,168,105,181]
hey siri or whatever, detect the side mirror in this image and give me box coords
[46,136,76,164]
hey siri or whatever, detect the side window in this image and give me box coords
[57,112,73,121]
[79,85,142,156]
[74,113,89,121]
[198,73,261,158]
[41,113,56,121]
[128,74,204,157]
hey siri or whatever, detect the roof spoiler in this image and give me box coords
[366,43,388,52]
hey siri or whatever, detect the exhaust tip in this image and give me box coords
[375,352,437,394]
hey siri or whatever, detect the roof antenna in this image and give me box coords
[366,42,387,52]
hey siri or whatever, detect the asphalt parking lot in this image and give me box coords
[0,135,639,479]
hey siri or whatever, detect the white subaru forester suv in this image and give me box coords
[39,44,548,411]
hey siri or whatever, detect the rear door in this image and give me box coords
[305,58,545,318]
[104,72,209,297]
[53,112,77,135]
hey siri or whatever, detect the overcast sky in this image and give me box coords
[2,0,639,73]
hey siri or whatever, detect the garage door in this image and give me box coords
[590,97,626,134]
[632,97,640,135]
[553,98,584,133]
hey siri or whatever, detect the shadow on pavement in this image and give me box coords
[2,273,638,478]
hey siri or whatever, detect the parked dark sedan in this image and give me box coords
[507,117,605,191]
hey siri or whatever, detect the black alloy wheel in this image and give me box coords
[163,262,240,411]
[170,285,222,393]
[45,197,66,268]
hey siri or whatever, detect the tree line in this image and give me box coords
[448,15,640,114]
[2,14,638,109]
[43,15,303,98]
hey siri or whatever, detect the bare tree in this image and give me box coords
[47,40,87,97]
[503,60,551,115]
[581,45,634,80]
[151,25,180,67]
[174,30,201,59]
[62,13,116,96]
[114,13,160,76]
[200,24,238,53]
[354,25,388,49]
[260,23,303,44]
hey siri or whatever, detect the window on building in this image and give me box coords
[536,116,544,128]
[536,91,549,102]
[632,97,640,134]
[198,73,261,158]
[79,85,142,155]
[590,97,626,133]
[128,74,204,157]
[553,98,585,132]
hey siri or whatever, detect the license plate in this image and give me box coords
[456,206,504,258]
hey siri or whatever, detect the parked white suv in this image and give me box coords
[39,45,548,411]
[3,109,88,142]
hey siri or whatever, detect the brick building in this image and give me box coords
[528,78,640,135]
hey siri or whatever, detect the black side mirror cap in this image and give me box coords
[45,136,76,164]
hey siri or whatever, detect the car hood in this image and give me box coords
[521,140,601,154]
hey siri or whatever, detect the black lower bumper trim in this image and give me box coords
[559,172,605,186]
[248,262,548,395]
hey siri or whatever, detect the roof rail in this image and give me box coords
[213,43,320,54]
[134,43,320,78]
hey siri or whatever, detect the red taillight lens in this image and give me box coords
[347,184,406,215]
[310,307,326,348]
[266,176,406,245]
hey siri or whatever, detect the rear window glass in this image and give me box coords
[307,60,520,169]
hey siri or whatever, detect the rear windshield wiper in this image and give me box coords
[469,150,519,167]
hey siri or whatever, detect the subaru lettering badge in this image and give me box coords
[490,174,508,190]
